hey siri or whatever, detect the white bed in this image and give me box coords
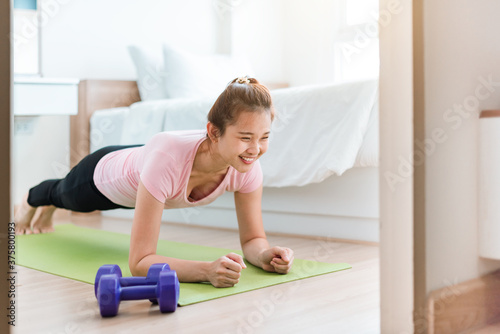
[87,79,380,242]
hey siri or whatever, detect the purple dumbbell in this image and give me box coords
[97,270,180,317]
[94,263,171,303]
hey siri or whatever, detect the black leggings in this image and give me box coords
[27,145,143,212]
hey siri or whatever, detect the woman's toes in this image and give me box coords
[15,225,32,235]
[32,225,54,234]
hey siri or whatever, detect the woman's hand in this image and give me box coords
[259,246,294,274]
[207,253,247,288]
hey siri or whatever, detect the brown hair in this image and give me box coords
[207,77,275,137]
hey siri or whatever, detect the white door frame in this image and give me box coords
[379,0,423,332]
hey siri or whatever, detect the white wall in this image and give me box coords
[230,0,286,84]
[40,0,220,79]
[423,0,500,292]
[39,0,344,85]
[231,0,341,87]
[13,116,70,203]
[281,0,338,86]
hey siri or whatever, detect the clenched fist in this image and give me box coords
[259,246,294,274]
[207,253,247,288]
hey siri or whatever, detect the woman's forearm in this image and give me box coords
[130,254,210,283]
[241,237,270,268]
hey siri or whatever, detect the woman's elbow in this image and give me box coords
[128,255,146,276]
[128,259,140,277]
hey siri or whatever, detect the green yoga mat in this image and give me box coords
[16,224,351,306]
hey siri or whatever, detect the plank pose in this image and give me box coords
[14,77,294,287]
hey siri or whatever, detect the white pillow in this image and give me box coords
[127,45,167,101]
[162,44,254,99]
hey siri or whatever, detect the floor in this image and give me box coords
[14,213,380,334]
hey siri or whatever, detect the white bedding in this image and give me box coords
[90,80,379,187]
[260,80,378,186]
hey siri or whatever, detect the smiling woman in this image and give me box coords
[206,76,274,173]
[14,77,294,288]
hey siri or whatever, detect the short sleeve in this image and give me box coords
[236,160,263,193]
[140,149,176,203]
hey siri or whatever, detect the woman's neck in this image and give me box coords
[192,139,229,176]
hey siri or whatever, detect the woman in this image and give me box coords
[14,77,294,288]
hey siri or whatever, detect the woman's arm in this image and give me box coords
[235,184,294,274]
[129,181,245,287]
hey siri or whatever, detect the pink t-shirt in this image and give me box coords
[93,130,263,208]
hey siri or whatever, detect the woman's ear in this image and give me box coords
[206,122,220,143]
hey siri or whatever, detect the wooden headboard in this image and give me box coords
[70,80,140,168]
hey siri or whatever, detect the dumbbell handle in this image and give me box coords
[120,285,157,301]
[119,277,155,287]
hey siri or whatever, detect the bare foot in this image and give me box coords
[31,205,56,234]
[14,192,37,235]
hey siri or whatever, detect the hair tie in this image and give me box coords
[236,76,250,84]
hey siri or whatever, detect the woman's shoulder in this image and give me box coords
[149,129,207,144]
[144,130,207,160]
[147,130,207,146]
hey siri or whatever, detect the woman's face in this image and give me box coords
[218,109,272,173]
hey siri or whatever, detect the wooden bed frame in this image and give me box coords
[70,80,140,168]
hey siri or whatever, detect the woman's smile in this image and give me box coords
[239,155,257,164]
